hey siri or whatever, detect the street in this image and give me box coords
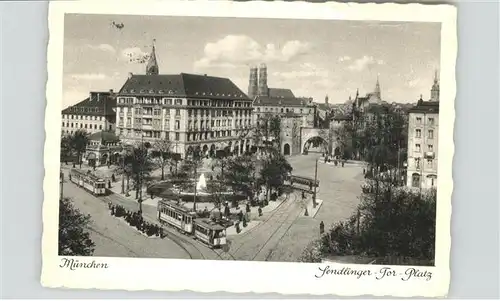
[226,152,364,262]
[60,152,364,262]
[61,169,223,260]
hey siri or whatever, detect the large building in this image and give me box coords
[115,42,253,158]
[61,91,117,135]
[248,64,316,127]
[406,72,440,189]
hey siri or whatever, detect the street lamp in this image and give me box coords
[312,157,318,208]
[59,170,64,200]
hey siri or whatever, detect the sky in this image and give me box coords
[63,14,441,109]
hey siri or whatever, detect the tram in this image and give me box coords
[69,169,107,196]
[157,199,228,248]
[157,199,196,234]
[284,175,319,193]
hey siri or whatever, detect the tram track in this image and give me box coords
[249,194,304,261]
[230,193,300,259]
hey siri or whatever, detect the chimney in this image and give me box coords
[109,89,114,94]
[128,72,133,79]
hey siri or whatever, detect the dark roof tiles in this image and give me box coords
[118,73,249,100]
[62,92,116,116]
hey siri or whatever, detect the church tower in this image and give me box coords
[146,40,159,75]
[430,70,440,102]
[248,66,258,99]
[373,75,381,100]
[325,94,329,105]
[257,63,269,96]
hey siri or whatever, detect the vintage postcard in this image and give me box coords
[42,0,457,297]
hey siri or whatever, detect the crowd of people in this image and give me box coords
[108,202,164,238]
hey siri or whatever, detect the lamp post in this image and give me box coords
[312,157,318,208]
[59,170,64,200]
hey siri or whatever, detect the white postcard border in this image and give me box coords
[42,0,456,297]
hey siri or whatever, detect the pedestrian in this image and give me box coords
[108,180,111,189]
[363,168,366,175]
[160,227,164,238]
[246,203,251,213]
[112,173,116,182]
[258,207,263,217]
[238,210,243,222]
[302,191,305,199]
[342,161,345,167]
[320,221,325,235]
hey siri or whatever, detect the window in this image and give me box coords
[94,124,97,129]
[414,158,421,169]
[62,121,64,127]
[415,129,421,138]
[175,120,180,130]
[428,130,434,139]
[99,125,102,130]
[154,109,161,115]
[428,144,434,152]
[415,144,421,152]
[428,117,435,125]
[416,117,422,124]
[175,109,180,117]
[427,159,433,168]
[175,132,180,141]
[411,173,421,188]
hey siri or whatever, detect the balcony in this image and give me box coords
[424,152,435,159]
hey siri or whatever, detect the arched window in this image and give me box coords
[412,173,421,188]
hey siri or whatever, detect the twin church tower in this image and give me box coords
[248,63,269,99]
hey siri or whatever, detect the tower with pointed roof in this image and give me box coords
[146,40,159,75]
[430,70,440,102]
[373,75,381,100]
[325,94,329,105]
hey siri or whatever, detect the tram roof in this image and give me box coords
[158,199,196,215]
[70,169,104,181]
[196,218,226,231]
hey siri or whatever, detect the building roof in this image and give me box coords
[254,96,313,107]
[409,100,440,114]
[118,73,249,100]
[88,131,120,143]
[62,91,116,116]
[268,88,295,98]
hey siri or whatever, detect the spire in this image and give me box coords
[374,74,381,100]
[146,39,159,75]
[430,69,440,101]
[325,94,329,105]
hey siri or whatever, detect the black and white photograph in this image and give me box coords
[42,1,456,296]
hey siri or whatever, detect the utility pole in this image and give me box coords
[60,170,64,200]
[121,148,125,194]
[193,151,198,211]
[138,134,144,214]
[312,158,318,208]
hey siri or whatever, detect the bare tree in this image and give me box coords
[151,138,172,181]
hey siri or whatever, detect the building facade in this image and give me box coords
[406,73,440,189]
[61,91,117,135]
[248,64,316,127]
[115,44,253,158]
[84,131,123,167]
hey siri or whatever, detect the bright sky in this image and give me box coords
[63,14,441,108]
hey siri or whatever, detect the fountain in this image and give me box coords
[148,171,246,204]
[196,173,207,192]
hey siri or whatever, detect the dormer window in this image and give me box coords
[159,90,164,94]
[149,89,154,93]
[130,89,135,93]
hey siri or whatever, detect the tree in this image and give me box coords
[60,135,72,163]
[302,179,436,264]
[224,154,256,203]
[259,151,293,200]
[151,138,172,181]
[58,197,95,256]
[127,142,154,211]
[69,130,89,168]
[253,113,282,154]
